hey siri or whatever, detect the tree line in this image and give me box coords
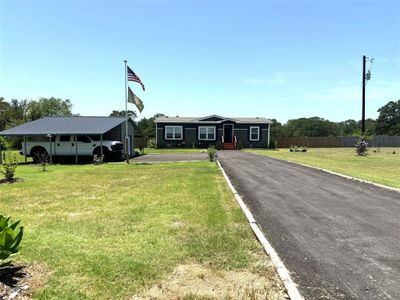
[1,97,399,148]
[270,99,399,145]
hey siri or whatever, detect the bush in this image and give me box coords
[0,137,9,150]
[207,146,217,162]
[146,138,156,148]
[355,140,368,156]
[34,152,49,171]
[1,153,18,181]
[0,215,24,265]
[236,141,243,150]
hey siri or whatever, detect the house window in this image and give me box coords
[165,126,183,140]
[198,126,216,141]
[250,126,260,141]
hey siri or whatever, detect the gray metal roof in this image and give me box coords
[155,115,272,124]
[0,116,130,136]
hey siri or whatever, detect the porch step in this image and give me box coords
[223,143,236,150]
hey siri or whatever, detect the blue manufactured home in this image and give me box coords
[155,115,272,150]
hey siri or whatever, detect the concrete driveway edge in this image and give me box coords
[217,160,304,300]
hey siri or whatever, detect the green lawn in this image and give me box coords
[143,147,207,154]
[0,162,282,299]
[244,147,400,189]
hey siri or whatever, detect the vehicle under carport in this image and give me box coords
[0,116,135,163]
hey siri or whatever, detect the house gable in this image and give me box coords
[196,115,227,122]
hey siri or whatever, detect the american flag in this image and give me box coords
[127,66,145,91]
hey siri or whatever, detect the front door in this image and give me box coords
[223,124,234,143]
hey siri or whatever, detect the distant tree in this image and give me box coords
[284,117,340,137]
[359,118,377,136]
[26,97,73,121]
[338,119,359,136]
[109,110,137,120]
[2,99,29,129]
[375,100,400,135]
[269,119,285,146]
[1,97,74,148]
[136,113,166,142]
[0,97,8,112]
[137,117,155,141]
[0,97,11,131]
[153,113,166,118]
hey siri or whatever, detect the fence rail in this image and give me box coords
[277,136,400,148]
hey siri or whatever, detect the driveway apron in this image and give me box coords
[218,151,400,300]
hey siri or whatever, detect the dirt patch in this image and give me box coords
[0,263,51,299]
[131,261,288,300]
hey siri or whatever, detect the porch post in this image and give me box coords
[155,121,158,149]
[24,136,27,163]
[268,124,271,147]
[47,134,53,164]
[75,135,78,164]
[100,135,103,156]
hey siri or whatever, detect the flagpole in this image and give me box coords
[124,60,129,163]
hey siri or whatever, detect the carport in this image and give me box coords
[0,116,135,164]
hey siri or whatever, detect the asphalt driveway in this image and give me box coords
[218,151,400,300]
[131,153,207,163]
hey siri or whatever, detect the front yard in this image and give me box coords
[0,162,285,299]
[244,147,400,189]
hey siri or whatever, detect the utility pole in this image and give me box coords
[361,55,366,137]
[361,55,373,139]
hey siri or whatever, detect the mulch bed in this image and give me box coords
[0,263,49,299]
[0,178,23,185]
[0,265,29,299]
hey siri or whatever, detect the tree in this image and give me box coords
[0,97,74,148]
[0,97,11,131]
[269,119,285,147]
[136,113,166,143]
[358,118,377,136]
[284,117,340,137]
[26,97,73,121]
[109,110,137,120]
[136,117,155,141]
[376,100,400,135]
[338,119,359,136]
[1,99,29,129]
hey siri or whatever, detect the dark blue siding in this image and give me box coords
[156,123,269,148]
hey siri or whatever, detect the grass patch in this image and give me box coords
[244,147,400,188]
[0,162,275,298]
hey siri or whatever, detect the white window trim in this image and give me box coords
[165,126,183,140]
[198,126,216,141]
[249,126,260,141]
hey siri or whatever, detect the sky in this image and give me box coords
[0,0,399,123]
